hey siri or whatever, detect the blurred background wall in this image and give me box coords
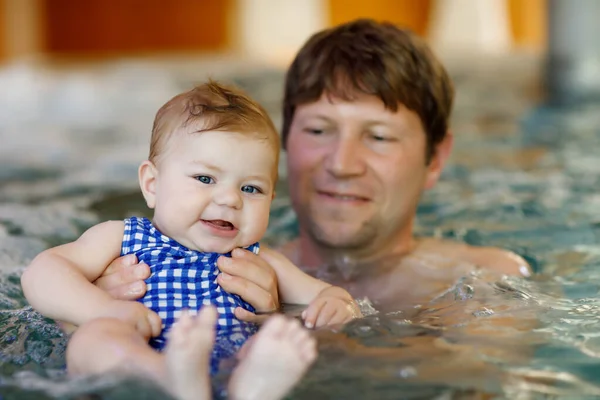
[0,0,548,65]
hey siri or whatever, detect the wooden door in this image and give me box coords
[328,0,432,37]
[0,0,5,61]
[507,0,547,50]
[41,0,232,56]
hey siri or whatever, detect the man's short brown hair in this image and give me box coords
[150,80,279,178]
[282,18,454,162]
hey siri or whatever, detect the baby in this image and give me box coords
[21,81,361,400]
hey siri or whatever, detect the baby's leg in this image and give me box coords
[228,315,317,400]
[66,308,218,400]
[164,307,217,400]
[66,318,168,385]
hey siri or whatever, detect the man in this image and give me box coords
[94,19,531,318]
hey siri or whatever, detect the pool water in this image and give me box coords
[3,54,600,399]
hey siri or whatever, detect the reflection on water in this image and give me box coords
[3,55,600,398]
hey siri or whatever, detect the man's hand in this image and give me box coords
[92,248,282,324]
[217,248,280,323]
[93,254,150,300]
[99,299,162,339]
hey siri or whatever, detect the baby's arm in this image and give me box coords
[259,247,331,304]
[301,285,362,328]
[21,221,160,335]
[259,247,361,328]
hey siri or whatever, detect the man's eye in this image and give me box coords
[241,185,261,194]
[304,128,324,135]
[195,175,214,184]
[370,133,396,142]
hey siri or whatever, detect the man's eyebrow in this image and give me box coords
[303,114,394,127]
[301,114,334,123]
[364,120,389,126]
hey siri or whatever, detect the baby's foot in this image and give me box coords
[228,315,317,400]
[164,306,217,400]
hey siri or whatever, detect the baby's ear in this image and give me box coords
[139,160,158,209]
[271,190,276,200]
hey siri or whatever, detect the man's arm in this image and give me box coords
[467,246,532,277]
[21,221,128,326]
[258,246,361,327]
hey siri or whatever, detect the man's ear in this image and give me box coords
[424,131,454,190]
[139,160,158,209]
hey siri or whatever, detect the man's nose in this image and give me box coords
[324,137,367,178]
[213,185,242,209]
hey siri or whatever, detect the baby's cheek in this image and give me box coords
[238,214,266,248]
[252,205,271,237]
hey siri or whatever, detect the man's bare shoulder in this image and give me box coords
[416,238,532,277]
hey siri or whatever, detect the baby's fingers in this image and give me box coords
[301,300,325,329]
[336,301,361,324]
[314,303,338,328]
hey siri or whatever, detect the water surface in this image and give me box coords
[2,55,600,399]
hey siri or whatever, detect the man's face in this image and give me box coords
[286,92,447,253]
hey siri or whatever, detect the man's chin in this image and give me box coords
[309,223,373,250]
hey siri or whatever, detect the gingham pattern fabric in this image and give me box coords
[121,217,259,372]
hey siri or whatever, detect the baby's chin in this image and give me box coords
[194,239,259,254]
[179,228,263,254]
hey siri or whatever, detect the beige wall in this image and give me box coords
[233,0,327,65]
[328,0,432,37]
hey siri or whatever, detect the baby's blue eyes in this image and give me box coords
[195,175,214,184]
[195,176,262,194]
[241,185,261,194]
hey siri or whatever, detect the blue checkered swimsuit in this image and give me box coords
[120,217,259,373]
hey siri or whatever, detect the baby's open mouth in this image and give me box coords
[202,219,235,230]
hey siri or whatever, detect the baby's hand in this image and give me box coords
[100,300,162,338]
[301,296,362,329]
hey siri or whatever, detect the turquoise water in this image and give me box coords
[3,56,600,398]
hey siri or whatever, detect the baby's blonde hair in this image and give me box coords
[149,80,280,180]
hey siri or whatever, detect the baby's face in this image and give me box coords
[149,130,276,253]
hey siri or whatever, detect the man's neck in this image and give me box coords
[284,228,418,273]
